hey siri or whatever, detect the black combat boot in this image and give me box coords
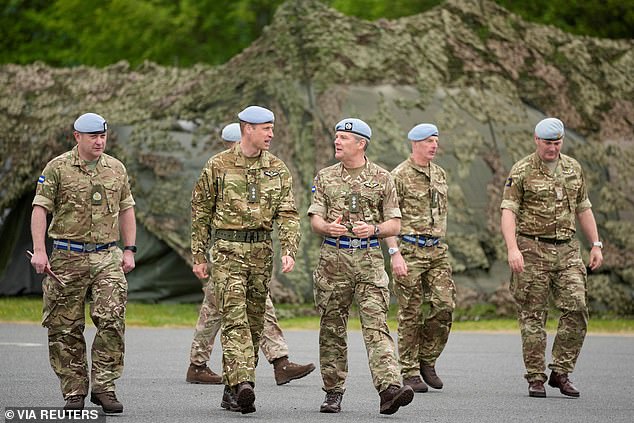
[320,391,343,413]
[234,382,256,414]
[221,385,240,412]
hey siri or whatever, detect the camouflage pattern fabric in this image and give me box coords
[190,143,300,265]
[307,161,401,234]
[259,295,290,362]
[191,143,300,387]
[501,153,592,239]
[189,276,222,366]
[391,158,455,376]
[33,145,133,399]
[212,239,273,386]
[189,285,288,366]
[42,248,127,398]
[33,146,135,241]
[510,237,588,382]
[502,153,590,382]
[392,158,448,237]
[309,159,401,393]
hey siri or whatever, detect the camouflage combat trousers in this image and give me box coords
[212,239,273,386]
[189,283,289,366]
[42,248,127,399]
[510,237,588,383]
[393,242,455,377]
[313,245,400,394]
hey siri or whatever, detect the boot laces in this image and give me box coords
[325,392,341,404]
[104,391,118,401]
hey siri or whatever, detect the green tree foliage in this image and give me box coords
[326,0,443,19]
[1,0,632,67]
[496,0,634,40]
[1,0,287,67]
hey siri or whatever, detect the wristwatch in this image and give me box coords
[388,247,399,256]
[374,225,380,235]
[123,245,138,253]
[592,241,603,249]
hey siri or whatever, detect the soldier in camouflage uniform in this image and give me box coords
[500,118,604,398]
[30,113,136,413]
[191,107,301,414]
[385,123,456,394]
[187,123,314,391]
[308,118,413,415]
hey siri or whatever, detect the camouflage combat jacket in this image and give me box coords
[307,158,401,232]
[191,143,300,264]
[500,152,592,239]
[392,157,448,238]
[32,146,135,243]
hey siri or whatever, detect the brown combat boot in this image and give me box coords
[379,385,414,415]
[403,375,429,393]
[548,372,580,397]
[320,391,343,413]
[528,380,547,398]
[221,385,240,412]
[63,395,85,410]
[234,382,256,414]
[90,391,123,414]
[186,363,222,384]
[420,364,444,389]
[272,356,316,385]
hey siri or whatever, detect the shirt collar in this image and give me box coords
[339,157,373,182]
[234,143,270,168]
[71,145,109,170]
[407,156,432,177]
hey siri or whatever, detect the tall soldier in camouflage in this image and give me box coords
[30,112,136,413]
[188,123,314,395]
[385,123,456,394]
[191,107,301,414]
[308,118,414,415]
[501,117,603,398]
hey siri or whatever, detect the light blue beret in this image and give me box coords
[73,113,107,134]
[238,106,274,124]
[221,123,241,142]
[408,123,438,141]
[335,118,372,140]
[535,118,565,140]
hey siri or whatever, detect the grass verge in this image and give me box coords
[1,296,632,334]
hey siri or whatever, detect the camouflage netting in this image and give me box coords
[1,0,632,313]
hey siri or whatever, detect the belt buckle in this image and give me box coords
[84,243,96,252]
[425,238,434,247]
[350,238,362,248]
